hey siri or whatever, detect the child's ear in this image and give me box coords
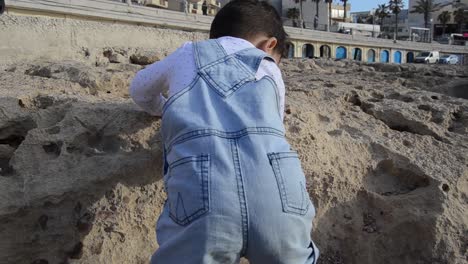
[257,37,277,54]
[265,37,278,52]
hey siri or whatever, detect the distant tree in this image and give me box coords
[365,14,375,25]
[287,7,301,27]
[311,0,321,29]
[292,0,309,28]
[311,0,320,19]
[410,0,442,29]
[324,0,333,31]
[375,4,390,29]
[388,0,404,40]
[453,8,467,33]
[438,11,451,36]
[339,0,349,21]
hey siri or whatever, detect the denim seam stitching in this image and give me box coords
[167,127,284,152]
[230,139,249,255]
[214,39,227,56]
[202,72,254,98]
[261,76,282,120]
[233,52,265,73]
[169,155,210,170]
[193,40,226,69]
[161,75,201,115]
[200,57,255,98]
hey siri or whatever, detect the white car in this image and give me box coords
[438,54,459,65]
[414,51,440,64]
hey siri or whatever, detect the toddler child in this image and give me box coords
[130,0,319,263]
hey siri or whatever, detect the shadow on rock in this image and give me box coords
[0,97,163,264]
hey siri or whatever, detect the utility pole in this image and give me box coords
[430,18,433,42]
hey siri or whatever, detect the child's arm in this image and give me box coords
[129,59,170,116]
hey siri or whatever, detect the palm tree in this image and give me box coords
[388,0,404,40]
[375,4,390,29]
[339,0,348,21]
[287,8,300,27]
[410,0,442,28]
[293,0,308,28]
[324,0,333,31]
[365,15,375,25]
[311,0,320,28]
[454,8,467,33]
[438,11,451,36]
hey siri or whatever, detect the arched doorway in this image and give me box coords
[352,48,362,61]
[286,43,295,58]
[380,50,389,63]
[320,45,331,58]
[406,52,414,63]
[394,51,402,64]
[336,46,347,59]
[367,49,376,62]
[302,44,314,58]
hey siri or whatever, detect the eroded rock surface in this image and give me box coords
[0,58,467,264]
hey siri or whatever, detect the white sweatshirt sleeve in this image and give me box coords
[256,60,286,120]
[129,59,169,116]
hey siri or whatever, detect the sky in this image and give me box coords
[350,0,410,12]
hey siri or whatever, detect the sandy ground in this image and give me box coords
[0,51,467,264]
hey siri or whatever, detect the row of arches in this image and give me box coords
[288,43,416,64]
[300,44,331,59]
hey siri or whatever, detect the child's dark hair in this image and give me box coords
[210,0,288,57]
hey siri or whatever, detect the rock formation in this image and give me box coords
[0,54,467,264]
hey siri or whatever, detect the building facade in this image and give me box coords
[168,0,220,15]
[381,9,410,40]
[330,3,352,24]
[282,0,329,30]
[408,0,468,38]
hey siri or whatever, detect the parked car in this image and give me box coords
[414,51,440,64]
[438,54,460,65]
[435,37,450,45]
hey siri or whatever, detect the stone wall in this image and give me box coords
[1,0,467,65]
[0,13,207,65]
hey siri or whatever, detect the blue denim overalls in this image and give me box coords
[152,39,318,264]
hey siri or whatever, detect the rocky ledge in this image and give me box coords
[0,56,467,264]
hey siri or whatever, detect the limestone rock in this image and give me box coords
[23,61,140,96]
[0,58,467,264]
[109,53,127,64]
[370,63,402,72]
[130,50,163,65]
[95,56,109,67]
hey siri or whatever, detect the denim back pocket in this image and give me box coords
[268,152,309,216]
[166,154,210,226]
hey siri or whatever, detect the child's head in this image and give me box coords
[210,0,287,63]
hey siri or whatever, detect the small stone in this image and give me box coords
[95,56,109,67]
[109,53,126,64]
[130,50,163,65]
